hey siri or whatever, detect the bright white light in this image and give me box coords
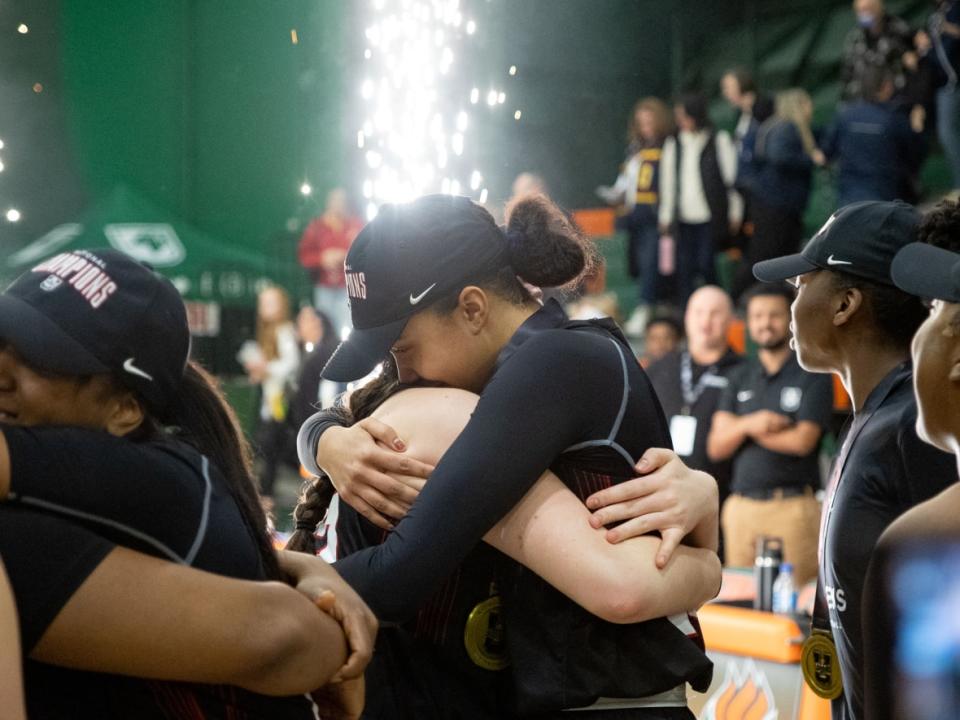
[509,65,517,76]
[479,188,489,203]
[358,0,488,206]
[0,161,4,173]
[470,170,482,190]
[0,139,5,149]
[305,342,315,353]
[341,326,353,341]
[451,179,461,195]
[514,110,522,120]
[366,202,378,221]
[498,91,506,104]
[17,24,28,34]
[6,209,21,223]
[300,182,313,196]
[486,90,498,106]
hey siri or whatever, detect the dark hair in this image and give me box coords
[676,92,711,130]
[132,361,281,579]
[753,93,776,124]
[432,194,594,314]
[918,199,960,254]
[829,272,927,351]
[645,315,682,338]
[741,282,795,313]
[723,67,757,95]
[286,362,403,555]
[859,65,894,102]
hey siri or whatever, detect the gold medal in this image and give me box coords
[801,629,843,699]
[463,595,509,671]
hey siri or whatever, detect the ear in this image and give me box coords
[456,286,490,335]
[832,286,863,329]
[105,392,145,437]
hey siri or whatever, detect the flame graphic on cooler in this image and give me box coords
[700,658,778,720]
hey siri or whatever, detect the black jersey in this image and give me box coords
[3,425,316,720]
[818,363,957,719]
[333,300,713,714]
[322,495,514,720]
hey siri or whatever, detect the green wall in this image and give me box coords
[58,0,349,299]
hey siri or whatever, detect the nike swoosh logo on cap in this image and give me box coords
[123,358,154,381]
[409,283,437,305]
[826,255,852,266]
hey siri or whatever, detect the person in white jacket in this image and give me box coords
[659,93,742,308]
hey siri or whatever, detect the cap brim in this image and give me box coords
[0,294,108,375]
[753,253,820,283]
[321,317,408,382]
[892,243,960,303]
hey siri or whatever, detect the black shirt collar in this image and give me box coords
[860,361,912,416]
[758,351,798,381]
[492,299,569,374]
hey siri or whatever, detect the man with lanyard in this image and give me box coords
[646,285,743,523]
[707,283,833,585]
[752,200,957,719]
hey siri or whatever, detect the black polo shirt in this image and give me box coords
[717,353,834,496]
[646,348,744,498]
[819,363,957,720]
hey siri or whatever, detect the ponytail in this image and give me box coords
[158,361,281,579]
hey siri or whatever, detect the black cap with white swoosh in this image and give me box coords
[753,200,921,286]
[321,195,510,382]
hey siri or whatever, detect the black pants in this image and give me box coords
[732,199,803,300]
[254,419,297,497]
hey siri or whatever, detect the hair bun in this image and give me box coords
[504,194,592,289]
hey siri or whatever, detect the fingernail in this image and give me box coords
[638,458,650,470]
[586,497,597,509]
[393,438,405,451]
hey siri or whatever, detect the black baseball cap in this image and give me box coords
[891,242,960,303]
[0,248,190,414]
[753,200,921,286]
[322,195,508,382]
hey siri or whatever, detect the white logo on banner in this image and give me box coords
[104,224,186,267]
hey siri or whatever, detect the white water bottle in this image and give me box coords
[772,562,797,614]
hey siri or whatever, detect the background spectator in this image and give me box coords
[291,305,341,428]
[297,188,362,334]
[240,285,300,501]
[708,284,833,584]
[511,171,549,200]
[841,0,918,103]
[597,97,675,335]
[822,65,925,205]
[917,0,960,189]
[733,89,825,299]
[639,315,682,368]
[659,93,743,308]
[645,285,743,546]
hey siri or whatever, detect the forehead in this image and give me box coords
[747,294,791,313]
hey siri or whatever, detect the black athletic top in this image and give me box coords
[819,363,957,720]
[331,300,713,713]
[2,425,316,720]
[716,353,833,496]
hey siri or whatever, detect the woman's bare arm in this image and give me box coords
[0,559,26,720]
[372,388,721,623]
[32,547,349,696]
